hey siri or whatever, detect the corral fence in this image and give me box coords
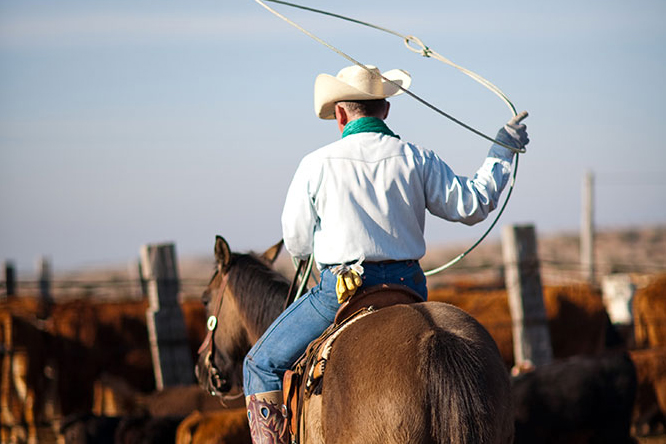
[0,259,208,302]
[5,224,661,367]
[2,247,663,302]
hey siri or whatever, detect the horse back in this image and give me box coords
[313,302,513,444]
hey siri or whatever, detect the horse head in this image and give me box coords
[195,235,288,402]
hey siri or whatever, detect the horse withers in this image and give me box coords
[196,236,513,444]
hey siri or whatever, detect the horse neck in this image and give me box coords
[228,254,289,343]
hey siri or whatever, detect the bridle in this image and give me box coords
[197,269,244,403]
[198,254,306,402]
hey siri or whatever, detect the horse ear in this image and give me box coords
[214,236,232,270]
[261,239,283,265]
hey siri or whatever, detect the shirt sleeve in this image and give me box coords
[423,143,514,225]
[281,157,319,260]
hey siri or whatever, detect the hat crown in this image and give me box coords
[336,65,383,96]
[314,64,411,119]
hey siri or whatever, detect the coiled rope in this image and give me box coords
[254,0,525,276]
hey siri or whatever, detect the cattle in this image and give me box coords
[60,413,121,444]
[60,413,184,444]
[511,353,638,444]
[629,347,666,436]
[48,298,159,393]
[1,296,208,441]
[176,408,251,444]
[5,296,206,386]
[114,414,184,444]
[92,374,226,417]
[1,312,60,444]
[634,274,666,349]
[5,275,661,442]
[428,283,609,367]
[4,296,207,394]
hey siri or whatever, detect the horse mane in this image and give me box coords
[226,252,290,334]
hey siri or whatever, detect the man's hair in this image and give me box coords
[337,99,388,118]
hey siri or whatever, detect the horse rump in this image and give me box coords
[417,311,512,444]
[321,302,512,444]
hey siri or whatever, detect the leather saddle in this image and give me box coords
[334,283,424,324]
[282,284,423,441]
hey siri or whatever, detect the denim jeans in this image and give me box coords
[243,260,427,396]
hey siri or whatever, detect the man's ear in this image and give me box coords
[383,101,390,120]
[335,104,348,133]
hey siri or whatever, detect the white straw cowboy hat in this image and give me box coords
[314,64,411,120]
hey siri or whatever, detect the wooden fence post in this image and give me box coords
[3,261,15,297]
[137,260,148,298]
[140,243,194,390]
[581,170,595,285]
[38,256,51,297]
[37,256,54,318]
[502,224,553,368]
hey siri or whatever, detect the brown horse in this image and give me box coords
[196,236,513,444]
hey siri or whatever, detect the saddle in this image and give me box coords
[281,284,423,441]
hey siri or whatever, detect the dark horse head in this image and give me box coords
[195,235,289,401]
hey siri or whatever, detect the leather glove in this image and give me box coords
[495,111,529,151]
[335,270,363,304]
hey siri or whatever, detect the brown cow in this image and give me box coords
[1,296,209,440]
[629,347,666,436]
[634,274,666,349]
[1,312,55,443]
[60,412,184,444]
[428,283,609,367]
[47,299,156,393]
[15,296,207,395]
[176,408,251,444]
[92,374,226,417]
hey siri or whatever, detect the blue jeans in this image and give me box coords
[243,260,427,396]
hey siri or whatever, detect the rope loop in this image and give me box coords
[254,0,527,275]
[404,35,432,58]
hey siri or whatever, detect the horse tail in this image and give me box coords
[419,327,493,444]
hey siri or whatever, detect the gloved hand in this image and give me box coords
[495,111,529,151]
[336,270,363,304]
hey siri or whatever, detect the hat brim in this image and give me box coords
[314,68,411,120]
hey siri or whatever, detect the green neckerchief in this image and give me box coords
[341,117,399,139]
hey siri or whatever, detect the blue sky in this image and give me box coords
[1,0,665,272]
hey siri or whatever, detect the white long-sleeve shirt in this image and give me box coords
[281,131,514,266]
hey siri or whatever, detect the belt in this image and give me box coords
[323,259,418,269]
[365,259,414,265]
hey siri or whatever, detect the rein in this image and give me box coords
[284,254,315,309]
[284,258,307,310]
[253,0,526,275]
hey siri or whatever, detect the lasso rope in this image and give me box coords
[255,0,524,276]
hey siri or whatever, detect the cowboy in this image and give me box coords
[243,64,529,443]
